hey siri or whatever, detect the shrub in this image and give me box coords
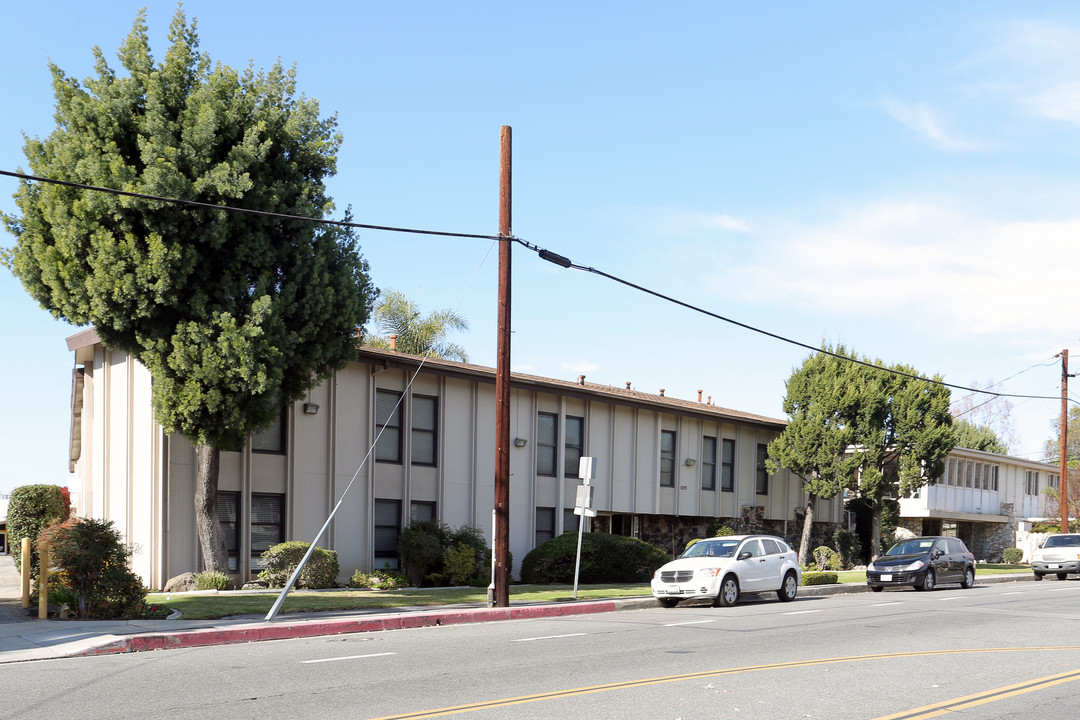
[812,546,842,572]
[684,538,700,552]
[349,568,408,590]
[397,521,489,587]
[802,572,838,586]
[398,526,444,587]
[193,571,234,591]
[520,532,670,584]
[44,517,148,619]
[7,484,68,577]
[1002,547,1023,564]
[714,525,735,537]
[833,529,861,569]
[444,543,478,586]
[258,541,340,589]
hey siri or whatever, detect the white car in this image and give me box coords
[1031,533,1080,581]
[650,534,802,608]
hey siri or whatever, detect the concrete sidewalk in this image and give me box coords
[0,553,1032,665]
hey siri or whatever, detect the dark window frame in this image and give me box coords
[250,493,285,569]
[535,506,556,546]
[411,394,438,467]
[537,412,558,477]
[374,499,402,569]
[564,415,585,478]
[721,438,735,492]
[660,430,676,488]
[251,406,287,455]
[375,389,403,464]
[217,491,241,573]
[755,443,769,495]
[701,435,717,491]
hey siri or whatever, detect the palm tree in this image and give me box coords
[365,289,469,362]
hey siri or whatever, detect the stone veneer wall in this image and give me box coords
[888,504,1021,562]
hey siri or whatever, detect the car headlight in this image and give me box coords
[697,568,722,578]
[903,560,926,572]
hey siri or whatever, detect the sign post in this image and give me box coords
[573,457,597,599]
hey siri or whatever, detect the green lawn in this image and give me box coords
[146,565,1032,621]
[146,584,652,621]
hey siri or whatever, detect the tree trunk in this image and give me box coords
[194,444,229,574]
[870,497,883,560]
[797,494,817,566]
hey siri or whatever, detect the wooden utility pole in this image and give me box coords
[1061,349,1070,533]
[494,126,512,607]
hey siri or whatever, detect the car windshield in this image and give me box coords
[1044,535,1080,548]
[886,539,936,556]
[682,539,740,559]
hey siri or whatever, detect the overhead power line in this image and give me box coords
[2,168,1067,404]
[0,170,502,241]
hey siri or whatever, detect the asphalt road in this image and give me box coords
[4,578,1080,720]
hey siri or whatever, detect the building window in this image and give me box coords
[217,491,241,572]
[411,395,438,466]
[702,436,717,491]
[660,430,676,488]
[756,443,769,495]
[1025,471,1039,496]
[721,439,735,492]
[564,415,584,477]
[250,494,284,570]
[946,458,957,486]
[563,508,580,534]
[374,499,402,569]
[990,465,999,491]
[1048,474,1060,491]
[252,407,286,454]
[535,507,556,546]
[375,390,403,464]
[537,412,557,477]
[410,501,436,524]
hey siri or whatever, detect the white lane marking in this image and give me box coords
[871,602,902,607]
[939,596,965,601]
[783,610,821,616]
[514,633,587,642]
[664,619,717,627]
[1000,591,1025,596]
[302,652,396,664]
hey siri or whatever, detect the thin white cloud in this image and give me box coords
[881,97,982,151]
[713,199,1079,340]
[560,360,600,375]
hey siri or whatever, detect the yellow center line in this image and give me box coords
[367,646,1080,720]
[873,668,1080,719]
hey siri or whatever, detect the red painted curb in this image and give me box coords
[74,600,621,657]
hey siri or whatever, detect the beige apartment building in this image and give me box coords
[65,328,840,589]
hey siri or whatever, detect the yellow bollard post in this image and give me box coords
[20,538,31,608]
[38,539,49,620]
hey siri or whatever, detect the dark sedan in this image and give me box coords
[866,536,975,592]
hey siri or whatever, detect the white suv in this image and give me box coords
[651,534,802,608]
[1031,534,1080,581]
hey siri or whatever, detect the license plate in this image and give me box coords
[1049,564,1061,569]
[881,574,893,582]
[667,586,681,594]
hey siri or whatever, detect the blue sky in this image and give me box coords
[3,2,1078,495]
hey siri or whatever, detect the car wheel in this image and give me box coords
[870,585,884,592]
[657,598,679,608]
[961,567,975,589]
[918,569,936,591]
[777,571,798,602]
[716,575,740,607]
[1033,573,1044,581]
[1058,572,1068,581]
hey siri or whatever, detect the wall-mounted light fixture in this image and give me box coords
[684,458,696,467]
[514,438,528,448]
[303,403,320,415]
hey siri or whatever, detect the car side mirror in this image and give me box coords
[933,549,944,558]
[738,551,752,561]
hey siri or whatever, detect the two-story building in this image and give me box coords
[65,328,842,589]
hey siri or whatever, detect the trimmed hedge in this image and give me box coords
[7,484,68,577]
[802,572,838,586]
[1002,547,1023,564]
[520,532,669,584]
[258,541,340,589]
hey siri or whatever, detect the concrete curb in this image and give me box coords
[12,573,1035,662]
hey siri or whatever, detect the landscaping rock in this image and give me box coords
[163,572,197,592]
